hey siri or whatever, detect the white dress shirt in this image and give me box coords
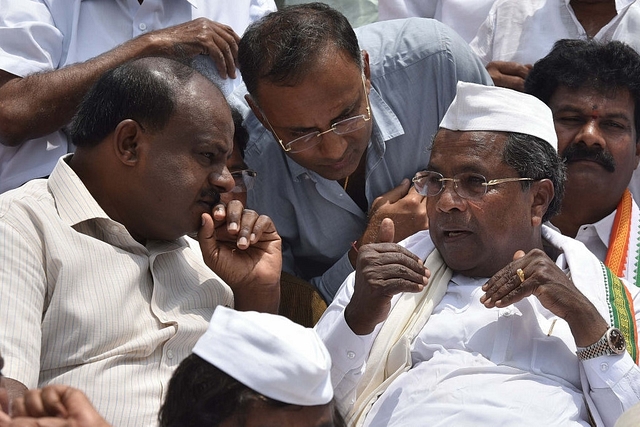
[0,155,235,427]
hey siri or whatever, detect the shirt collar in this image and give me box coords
[583,208,616,250]
[48,154,112,227]
[286,85,405,182]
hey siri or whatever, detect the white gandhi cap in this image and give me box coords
[192,306,333,406]
[439,81,558,151]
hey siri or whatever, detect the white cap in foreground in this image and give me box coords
[192,306,333,406]
[440,81,558,151]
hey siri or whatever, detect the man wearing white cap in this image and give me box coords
[159,306,345,427]
[316,81,640,426]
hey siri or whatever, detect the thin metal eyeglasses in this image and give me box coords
[229,169,257,193]
[261,75,371,154]
[412,171,534,199]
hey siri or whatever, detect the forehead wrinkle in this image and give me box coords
[430,131,504,173]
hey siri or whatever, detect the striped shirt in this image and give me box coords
[0,155,234,426]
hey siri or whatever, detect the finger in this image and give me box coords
[0,417,39,427]
[374,179,411,206]
[361,245,428,279]
[512,250,526,261]
[59,387,104,423]
[481,262,518,306]
[376,218,395,243]
[207,26,239,79]
[197,213,216,245]
[10,397,26,417]
[236,209,259,249]
[39,387,67,418]
[247,215,277,245]
[212,203,226,223]
[222,200,245,234]
[21,391,48,418]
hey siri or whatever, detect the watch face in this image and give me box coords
[608,328,627,354]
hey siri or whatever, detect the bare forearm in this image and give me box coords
[0,33,170,147]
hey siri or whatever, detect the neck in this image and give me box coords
[69,150,145,244]
[570,0,617,37]
[342,151,368,212]
[552,189,619,237]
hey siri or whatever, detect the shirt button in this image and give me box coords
[600,362,609,372]
[347,351,356,359]
[167,350,174,359]
[139,22,147,31]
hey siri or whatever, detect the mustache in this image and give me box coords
[200,188,221,206]
[561,144,616,172]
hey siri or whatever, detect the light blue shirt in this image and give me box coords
[229,18,492,302]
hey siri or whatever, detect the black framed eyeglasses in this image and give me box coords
[412,171,534,199]
[262,74,371,154]
[229,169,257,193]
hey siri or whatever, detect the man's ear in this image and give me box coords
[531,178,555,226]
[633,137,640,169]
[362,49,371,83]
[112,119,144,166]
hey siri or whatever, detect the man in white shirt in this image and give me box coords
[526,39,640,287]
[378,0,497,43]
[0,57,282,427]
[0,0,277,194]
[470,0,640,91]
[315,82,640,426]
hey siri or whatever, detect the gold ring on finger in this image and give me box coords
[516,268,525,283]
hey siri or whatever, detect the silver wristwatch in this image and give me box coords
[576,327,626,360]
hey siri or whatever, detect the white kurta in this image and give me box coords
[316,227,640,426]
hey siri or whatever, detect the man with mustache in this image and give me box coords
[526,39,640,287]
[315,82,640,426]
[0,57,281,427]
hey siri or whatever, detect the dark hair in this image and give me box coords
[158,354,346,427]
[502,132,566,222]
[231,107,249,158]
[69,57,199,147]
[525,39,640,140]
[238,2,361,101]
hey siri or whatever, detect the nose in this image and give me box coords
[576,120,606,148]
[434,180,466,213]
[210,167,236,194]
[317,131,348,160]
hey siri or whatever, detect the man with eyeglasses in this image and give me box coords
[229,2,491,302]
[220,107,257,208]
[315,82,640,426]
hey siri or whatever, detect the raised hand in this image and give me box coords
[198,200,282,313]
[359,178,429,247]
[481,249,608,347]
[346,219,430,335]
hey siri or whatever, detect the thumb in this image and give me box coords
[513,250,526,261]
[377,218,395,243]
[197,213,218,257]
